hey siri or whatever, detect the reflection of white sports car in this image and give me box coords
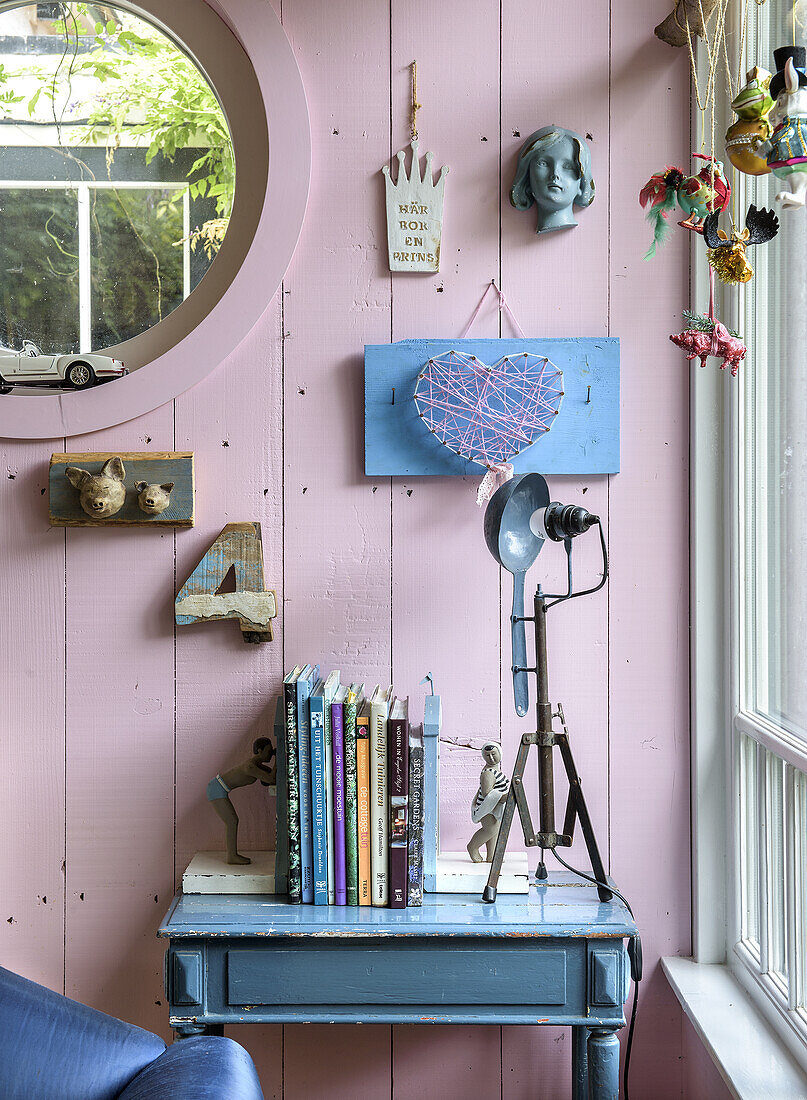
[0,341,127,393]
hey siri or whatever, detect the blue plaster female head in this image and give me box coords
[510,126,595,233]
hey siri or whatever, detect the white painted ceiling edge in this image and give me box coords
[0,0,311,439]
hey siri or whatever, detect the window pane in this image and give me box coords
[91,188,185,348]
[0,188,79,354]
[0,2,231,387]
[742,0,807,743]
[767,754,787,981]
[740,735,760,946]
[797,770,807,1012]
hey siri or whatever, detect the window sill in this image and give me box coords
[662,956,807,1099]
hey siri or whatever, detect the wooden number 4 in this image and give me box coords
[175,522,278,644]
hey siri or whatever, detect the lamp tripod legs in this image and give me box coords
[482,731,611,903]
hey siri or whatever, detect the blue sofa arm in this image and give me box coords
[0,965,166,1100]
[119,1036,264,1100]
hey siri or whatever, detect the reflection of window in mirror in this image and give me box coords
[0,1,234,394]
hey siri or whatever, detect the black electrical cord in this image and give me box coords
[551,848,642,1100]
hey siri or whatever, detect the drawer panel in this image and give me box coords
[227,942,569,1006]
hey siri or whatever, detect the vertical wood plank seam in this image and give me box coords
[62,443,67,995]
[498,0,504,1091]
[388,1,395,1083]
[388,0,394,692]
[280,3,287,1088]
[282,274,288,1092]
[606,0,613,874]
[173,401,178,892]
[686,30,694,968]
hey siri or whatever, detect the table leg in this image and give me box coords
[587,1027,620,1100]
[571,1026,589,1100]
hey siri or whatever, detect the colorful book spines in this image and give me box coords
[284,666,434,909]
[331,695,347,906]
[388,699,409,909]
[274,695,289,894]
[407,725,424,907]
[343,685,362,906]
[309,688,328,905]
[370,685,392,907]
[322,671,340,905]
[296,665,318,904]
[357,708,371,906]
[284,667,302,903]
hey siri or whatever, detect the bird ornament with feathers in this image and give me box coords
[639,154,731,258]
[703,204,779,283]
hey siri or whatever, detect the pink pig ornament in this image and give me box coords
[669,320,746,377]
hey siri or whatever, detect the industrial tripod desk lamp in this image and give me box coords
[482,472,612,905]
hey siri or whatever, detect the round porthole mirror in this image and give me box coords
[0,0,310,438]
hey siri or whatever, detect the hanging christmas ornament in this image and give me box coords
[639,155,730,257]
[725,67,774,175]
[702,204,779,283]
[670,313,747,377]
[382,61,448,272]
[758,48,807,207]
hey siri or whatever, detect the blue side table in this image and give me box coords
[158,871,637,1100]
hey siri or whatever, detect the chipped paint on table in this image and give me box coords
[159,875,635,1099]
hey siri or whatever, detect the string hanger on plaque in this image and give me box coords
[382,60,448,274]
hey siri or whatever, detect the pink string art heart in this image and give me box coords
[414,349,564,474]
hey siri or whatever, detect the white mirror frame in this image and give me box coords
[0,0,310,439]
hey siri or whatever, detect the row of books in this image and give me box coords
[283,666,424,908]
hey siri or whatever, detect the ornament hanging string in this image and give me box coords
[410,60,421,142]
[460,279,526,339]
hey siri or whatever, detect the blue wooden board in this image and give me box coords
[227,944,568,1005]
[364,338,619,476]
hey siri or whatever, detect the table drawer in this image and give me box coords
[227,941,569,1006]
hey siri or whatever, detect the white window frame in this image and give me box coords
[0,180,191,351]
[690,3,807,1078]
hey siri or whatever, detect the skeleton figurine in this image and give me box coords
[467,743,509,863]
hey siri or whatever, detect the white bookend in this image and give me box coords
[436,851,529,894]
[183,851,277,894]
[370,684,393,906]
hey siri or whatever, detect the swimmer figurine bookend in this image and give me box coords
[206,737,277,864]
[183,696,289,894]
[510,125,595,234]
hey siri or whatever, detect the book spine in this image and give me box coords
[370,700,389,906]
[407,738,424,906]
[332,701,347,905]
[310,695,328,905]
[274,696,288,894]
[284,680,302,902]
[324,699,335,905]
[357,719,371,905]
[388,714,409,909]
[296,678,315,904]
[344,695,359,905]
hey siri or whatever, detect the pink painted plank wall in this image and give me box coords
[0,0,723,1094]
